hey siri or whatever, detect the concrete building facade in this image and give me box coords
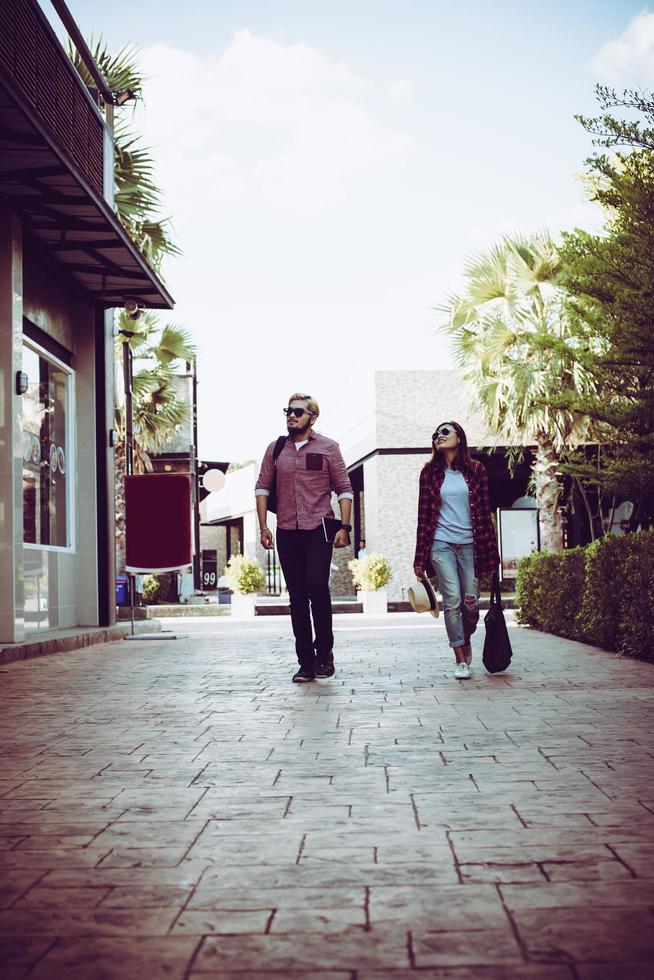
[342,370,534,602]
[0,0,172,644]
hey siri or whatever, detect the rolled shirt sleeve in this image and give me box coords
[329,444,353,498]
[255,442,276,496]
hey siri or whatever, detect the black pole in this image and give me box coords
[49,0,115,105]
[122,338,135,633]
[191,358,201,591]
[122,340,134,478]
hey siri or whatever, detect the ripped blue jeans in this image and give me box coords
[431,540,480,649]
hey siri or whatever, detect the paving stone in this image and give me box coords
[0,906,178,936]
[172,908,272,934]
[609,842,654,877]
[576,964,654,980]
[13,886,112,909]
[359,969,574,980]
[269,905,366,932]
[192,929,410,971]
[27,936,198,979]
[1,614,653,976]
[368,883,507,928]
[412,925,523,966]
[0,937,54,979]
[98,884,194,908]
[0,871,44,909]
[500,880,654,910]
[516,907,654,963]
[188,884,364,912]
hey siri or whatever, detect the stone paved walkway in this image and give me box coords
[1,613,653,979]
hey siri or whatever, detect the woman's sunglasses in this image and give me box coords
[283,407,312,418]
[432,426,454,440]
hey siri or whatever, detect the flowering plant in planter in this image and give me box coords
[225,555,265,595]
[348,553,392,592]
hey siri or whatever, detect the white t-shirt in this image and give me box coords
[433,469,473,544]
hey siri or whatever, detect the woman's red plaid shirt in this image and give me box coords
[414,458,500,578]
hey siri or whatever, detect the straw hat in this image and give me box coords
[407,577,440,618]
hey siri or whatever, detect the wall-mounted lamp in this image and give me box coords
[113,88,136,106]
[124,298,143,321]
[16,371,29,395]
[109,429,119,448]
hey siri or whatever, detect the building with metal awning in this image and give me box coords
[0,0,174,645]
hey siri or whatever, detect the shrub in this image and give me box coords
[577,537,625,649]
[615,534,654,659]
[225,554,265,595]
[142,574,160,603]
[516,530,654,661]
[142,572,175,604]
[349,553,392,592]
[516,548,586,641]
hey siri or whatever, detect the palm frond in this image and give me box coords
[152,325,197,365]
[66,37,144,98]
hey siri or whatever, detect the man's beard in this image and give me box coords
[288,420,311,438]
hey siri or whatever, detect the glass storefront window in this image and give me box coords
[22,343,71,549]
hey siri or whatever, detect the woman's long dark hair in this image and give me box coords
[424,420,473,473]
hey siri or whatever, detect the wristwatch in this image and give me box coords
[340,523,352,532]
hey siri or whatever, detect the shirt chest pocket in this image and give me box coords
[305,453,324,471]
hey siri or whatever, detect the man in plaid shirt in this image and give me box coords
[256,393,353,683]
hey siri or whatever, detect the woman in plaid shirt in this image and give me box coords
[414,421,499,679]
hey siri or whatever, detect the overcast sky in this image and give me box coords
[57,1,653,463]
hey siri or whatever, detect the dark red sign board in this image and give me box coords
[125,473,192,572]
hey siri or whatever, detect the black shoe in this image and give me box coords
[315,656,335,679]
[292,666,315,683]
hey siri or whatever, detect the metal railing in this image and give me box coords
[0,0,105,195]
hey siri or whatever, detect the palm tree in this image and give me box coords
[441,233,594,552]
[68,39,180,270]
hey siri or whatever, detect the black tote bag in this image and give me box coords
[266,436,287,514]
[482,573,513,673]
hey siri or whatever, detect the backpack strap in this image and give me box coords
[272,435,286,463]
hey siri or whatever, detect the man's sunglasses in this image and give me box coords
[283,407,312,418]
[432,426,454,440]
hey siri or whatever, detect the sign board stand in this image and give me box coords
[497,507,540,582]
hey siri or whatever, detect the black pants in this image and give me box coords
[276,526,334,667]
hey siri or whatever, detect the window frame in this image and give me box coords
[22,337,76,555]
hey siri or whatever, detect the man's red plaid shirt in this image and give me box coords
[414,458,500,578]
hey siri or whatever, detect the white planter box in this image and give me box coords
[230,593,257,618]
[358,589,388,614]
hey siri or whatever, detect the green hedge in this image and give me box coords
[515,530,654,661]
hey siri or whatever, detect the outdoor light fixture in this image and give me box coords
[113,88,136,106]
[124,299,143,321]
[109,429,119,448]
[15,371,29,395]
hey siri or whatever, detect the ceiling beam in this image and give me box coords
[49,240,117,251]
[59,262,146,280]
[0,165,67,181]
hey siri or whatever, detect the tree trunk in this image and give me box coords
[534,433,564,553]
[574,476,597,542]
[114,439,127,577]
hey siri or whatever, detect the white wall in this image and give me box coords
[202,463,260,559]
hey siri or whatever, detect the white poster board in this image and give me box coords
[497,508,540,579]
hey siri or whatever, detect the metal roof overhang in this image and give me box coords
[0,72,174,310]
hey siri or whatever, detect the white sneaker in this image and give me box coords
[454,662,471,680]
